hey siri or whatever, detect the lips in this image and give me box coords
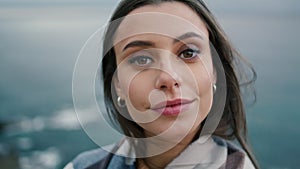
[151,99,194,116]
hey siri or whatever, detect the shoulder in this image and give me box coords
[213,136,256,169]
[64,138,136,169]
[63,144,114,169]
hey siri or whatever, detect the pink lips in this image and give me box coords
[151,99,194,116]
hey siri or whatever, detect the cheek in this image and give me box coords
[189,59,214,118]
[123,73,152,111]
[189,64,213,96]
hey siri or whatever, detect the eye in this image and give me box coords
[179,48,200,60]
[128,55,154,66]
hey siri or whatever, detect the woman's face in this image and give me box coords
[113,2,215,139]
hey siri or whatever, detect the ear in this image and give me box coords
[113,76,124,99]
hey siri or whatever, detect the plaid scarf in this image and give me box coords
[64,136,255,169]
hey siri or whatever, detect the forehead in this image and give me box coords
[114,2,209,45]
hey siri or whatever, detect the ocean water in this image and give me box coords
[0,1,299,169]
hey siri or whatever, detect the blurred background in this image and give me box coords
[0,0,299,168]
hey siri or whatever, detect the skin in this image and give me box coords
[113,2,216,168]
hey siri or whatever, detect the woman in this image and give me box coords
[65,0,258,168]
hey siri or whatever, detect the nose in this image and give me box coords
[155,69,181,91]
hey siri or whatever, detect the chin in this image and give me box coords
[146,122,201,142]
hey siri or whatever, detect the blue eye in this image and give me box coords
[128,55,153,66]
[179,48,200,60]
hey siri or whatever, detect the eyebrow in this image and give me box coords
[174,32,204,43]
[122,32,204,51]
[123,41,154,51]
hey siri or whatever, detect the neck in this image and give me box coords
[136,129,199,169]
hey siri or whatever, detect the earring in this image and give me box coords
[213,84,217,94]
[117,96,126,107]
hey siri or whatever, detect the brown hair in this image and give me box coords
[101,0,258,168]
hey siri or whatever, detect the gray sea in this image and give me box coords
[0,0,299,168]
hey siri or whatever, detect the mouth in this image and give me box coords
[151,98,194,116]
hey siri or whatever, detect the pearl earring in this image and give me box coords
[213,84,217,94]
[117,96,126,107]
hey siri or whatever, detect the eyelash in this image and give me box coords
[178,48,200,61]
[127,46,201,67]
[128,55,153,66]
